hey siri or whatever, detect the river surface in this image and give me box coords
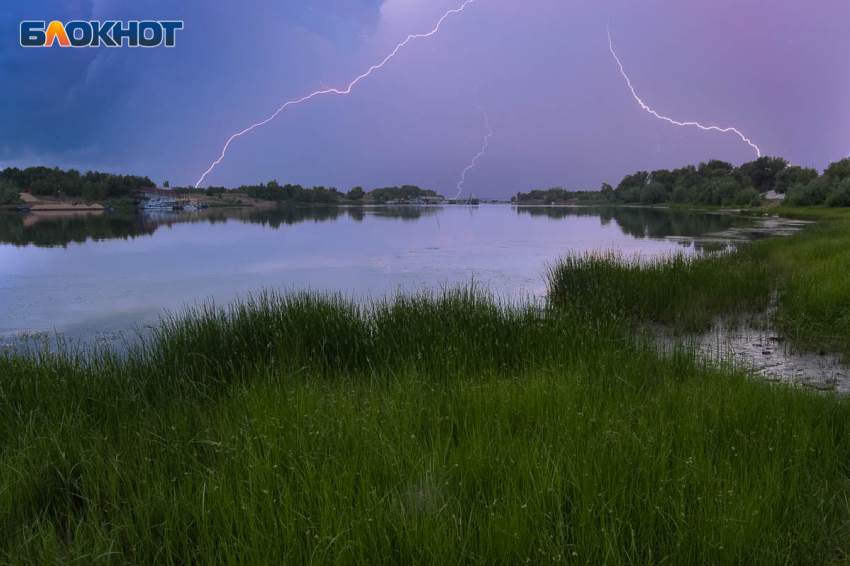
[0,205,795,344]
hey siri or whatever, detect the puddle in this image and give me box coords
[656,320,848,393]
[669,216,808,251]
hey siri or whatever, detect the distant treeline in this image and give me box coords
[0,166,155,205]
[516,157,850,208]
[178,181,440,204]
[0,166,444,206]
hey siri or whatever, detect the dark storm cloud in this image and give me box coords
[0,0,111,159]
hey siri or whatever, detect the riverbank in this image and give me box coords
[2,206,849,564]
[3,285,850,562]
[547,207,850,359]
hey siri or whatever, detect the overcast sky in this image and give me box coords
[1,0,848,197]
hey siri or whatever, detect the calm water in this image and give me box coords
[0,205,769,343]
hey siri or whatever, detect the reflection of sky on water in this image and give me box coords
[0,206,783,341]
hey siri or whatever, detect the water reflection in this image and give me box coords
[0,211,155,248]
[516,205,753,239]
[0,206,447,248]
[1,205,797,343]
[2,205,749,249]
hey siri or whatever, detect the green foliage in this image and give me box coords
[516,187,609,204]
[823,158,850,183]
[346,186,365,201]
[639,181,668,205]
[608,158,789,207]
[588,157,850,208]
[230,180,343,204]
[736,187,762,207]
[826,178,850,207]
[204,186,227,197]
[368,185,438,203]
[181,183,440,205]
[786,177,832,206]
[546,251,771,331]
[734,156,788,193]
[775,165,818,194]
[0,179,21,205]
[0,166,154,201]
[750,218,850,355]
[547,217,850,358]
[3,285,850,563]
[515,187,575,203]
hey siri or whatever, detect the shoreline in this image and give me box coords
[1,203,848,563]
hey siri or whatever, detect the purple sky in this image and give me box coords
[1,0,848,197]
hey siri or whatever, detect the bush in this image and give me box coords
[826,178,850,207]
[346,186,365,201]
[786,177,832,206]
[639,182,667,205]
[0,179,21,205]
[735,187,762,207]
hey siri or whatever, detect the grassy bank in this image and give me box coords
[2,289,850,564]
[546,251,771,331]
[547,210,850,358]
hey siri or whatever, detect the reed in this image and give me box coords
[1,287,848,564]
[545,250,771,331]
[546,214,850,358]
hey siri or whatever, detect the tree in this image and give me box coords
[824,158,850,183]
[735,187,762,207]
[163,181,170,188]
[649,169,676,191]
[735,156,787,193]
[639,182,668,205]
[826,178,850,207]
[82,183,107,203]
[671,185,689,204]
[0,179,21,205]
[0,166,153,201]
[346,187,365,201]
[774,166,818,194]
[698,160,735,177]
[786,177,831,206]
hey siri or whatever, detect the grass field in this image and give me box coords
[545,251,772,332]
[2,284,850,564]
[547,209,850,358]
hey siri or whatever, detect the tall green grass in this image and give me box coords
[748,219,850,355]
[546,251,771,331]
[2,289,849,564]
[546,215,850,358]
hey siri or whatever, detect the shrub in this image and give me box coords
[826,178,850,207]
[786,177,831,206]
[735,187,762,207]
[0,179,21,205]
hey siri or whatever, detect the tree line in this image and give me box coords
[516,157,850,208]
[178,181,440,204]
[0,166,155,205]
[0,166,446,207]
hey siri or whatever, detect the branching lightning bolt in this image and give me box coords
[606,25,762,158]
[455,82,493,200]
[195,0,478,188]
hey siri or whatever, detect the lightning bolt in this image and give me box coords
[455,81,493,200]
[195,0,478,188]
[606,25,762,158]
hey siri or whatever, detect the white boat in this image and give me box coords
[139,197,179,210]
